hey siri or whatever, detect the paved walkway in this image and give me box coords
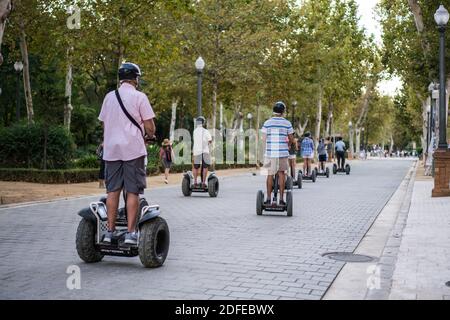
[388,179,450,300]
[0,160,413,299]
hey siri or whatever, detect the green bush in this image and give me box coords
[0,168,99,183]
[0,124,75,169]
[73,154,100,169]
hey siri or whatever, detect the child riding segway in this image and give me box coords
[299,131,317,182]
[333,136,351,175]
[314,138,330,178]
[181,116,219,197]
[256,102,294,216]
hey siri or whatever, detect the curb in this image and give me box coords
[364,160,418,299]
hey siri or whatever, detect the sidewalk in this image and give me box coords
[324,160,450,300]
[388,178,450,299]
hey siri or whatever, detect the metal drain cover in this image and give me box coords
[322,252,375,263]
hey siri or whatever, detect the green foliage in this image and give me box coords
[73,154,99,169]
[0,124,75,169]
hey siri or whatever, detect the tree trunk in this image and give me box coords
[355,128,361,156]
[389,134,394,154]
[349,128,354,159]
[19,21,34,124]
[169,97,179,142]
[408,0,431,62]
[0,0,12,65]
[64,47,73,131]
[212,79,218,133]
[296,118,309,137]
[314,86,323,158]
[219,102,223,133]
[325,97,333,137]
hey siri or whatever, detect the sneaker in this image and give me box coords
[164,179,168,184]
[103,230,114,243]
[264,200,271,206]
[124,232,138,245]
[279,200,286,206]
[202,183,207,189]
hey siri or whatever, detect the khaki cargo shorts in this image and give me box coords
[262,157,289,175]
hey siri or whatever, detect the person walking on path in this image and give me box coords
[159,139,175,184]
[98,62,156,245]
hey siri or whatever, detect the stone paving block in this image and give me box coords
[0,160,413,299]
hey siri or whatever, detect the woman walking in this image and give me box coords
[159,139,175,184]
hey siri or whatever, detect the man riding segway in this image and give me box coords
[256,102,294,216]
[333,136,351,175]
[75,62,170,268]
[181,116,219,197]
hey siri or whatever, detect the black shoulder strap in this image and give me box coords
[115,89,144,137]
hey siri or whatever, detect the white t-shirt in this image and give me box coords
[193,126,212,156]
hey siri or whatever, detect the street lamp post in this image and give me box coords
[432,5,450,197]
[247,113,253,130]
[14,61,23,122]
[291,101,297,126]
[195,57,205,117]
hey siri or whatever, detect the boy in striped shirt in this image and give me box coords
[261,102,295,205]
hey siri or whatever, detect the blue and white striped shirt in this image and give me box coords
[261,117,294,158]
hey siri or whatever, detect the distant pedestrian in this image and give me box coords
[160,139,175,184]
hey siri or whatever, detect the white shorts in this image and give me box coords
[288,154,296,160]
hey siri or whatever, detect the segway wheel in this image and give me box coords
[76,219,104,263]
[326,167,330,178]
[256,190,264,216]
[333,164,337,175]
[208,177,219,197]
[286,176,293,190]
[182,176,192,197]
[297,171,302,189]
[286,192,293,217]
[345,164,351,175]
[314,167,318,175]
[312,170,317,183]
[139,217,170,268]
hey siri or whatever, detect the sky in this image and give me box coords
[355,0,403,96]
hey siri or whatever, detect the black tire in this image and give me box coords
[286,192,293,217]
[76,219,104,263]
[286,176,293,190]
[333,164,337,175]
[182,176,192,197]
[256,190,264,216]
[345,165,351,175]
[208,177,219,197]
[138,217,170,268]
[312,170,316,182]
[297,171,302,189]
[326,167,330,178]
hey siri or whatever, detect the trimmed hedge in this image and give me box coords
[0,168,99,184]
